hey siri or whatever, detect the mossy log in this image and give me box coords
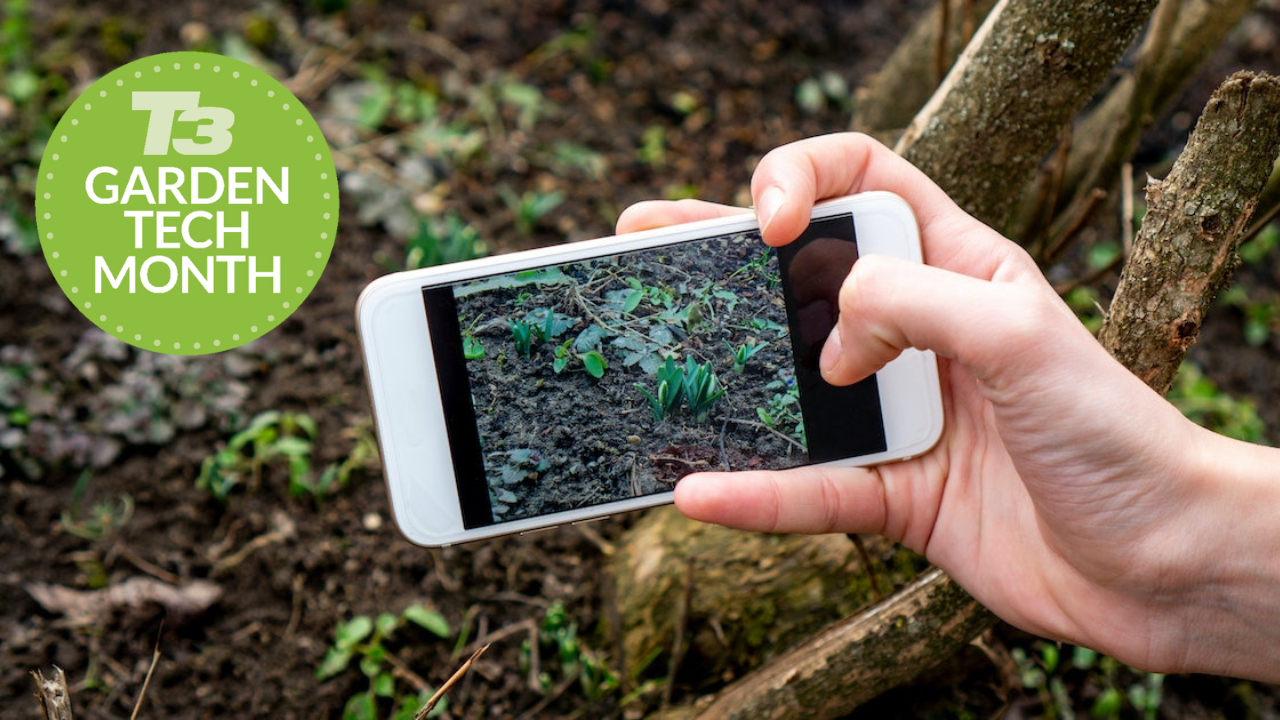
[611,508,924,685]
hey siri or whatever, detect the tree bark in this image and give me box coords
[1032,0,1255,252]
[851,0,998,140]
[1099,71,1280,395]
[896,0,1159,228]
[692,568,992,719]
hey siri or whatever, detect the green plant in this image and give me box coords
[1220,285,1279,348]
[529,307,573,345]
[727,340,767,373]
[463,334,485,360]
[510,318,534,359]
[757,376,806,446]
[1012,640,1163,720]
[405,212,488,269]
[196,410,328,502]
[1167,362,1267,443]
[682,356,725,422]
[59,470,133,541]
[491,448,549,516]
[637,125,666,168]
[317,604,452,720]
[519,601,619,703]
[636,356,686,422]
[1239,223,1278,266]
[499,186,564,236]
[636,356,725,423]
[553,341,607,378]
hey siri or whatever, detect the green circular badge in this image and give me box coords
[36,52,338,355]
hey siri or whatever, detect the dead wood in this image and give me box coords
[26,577,222,626]
[32,667,72,720]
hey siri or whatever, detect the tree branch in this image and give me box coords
[1099,71,1280,395]
[896,0,1159,227]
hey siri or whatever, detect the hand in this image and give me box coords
[617,132,1280,679]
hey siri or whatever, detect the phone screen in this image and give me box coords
[423,213,886,529]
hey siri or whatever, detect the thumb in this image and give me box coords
[819,255,1088,396]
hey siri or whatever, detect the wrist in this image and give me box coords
[1166,426,1280,681]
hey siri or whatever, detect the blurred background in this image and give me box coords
[2,0,1280,717]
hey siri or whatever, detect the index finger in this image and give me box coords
[750,133,1010,276]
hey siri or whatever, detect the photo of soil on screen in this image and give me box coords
[453,231,809,524]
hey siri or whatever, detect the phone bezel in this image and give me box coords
[357,192,943,546]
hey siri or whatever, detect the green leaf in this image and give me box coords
[273,436,313,457]
[359,654,382,678]
[580,351,607,379]
[316,647,354,680]
[336,616,374,649]
[375,612,399,638]
[373,672,396,698]
[294,413,319,439]
[403,605,451,637]
[343,691,377,720]
[622,288,643,313]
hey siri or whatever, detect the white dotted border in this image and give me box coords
[39,56,338,354]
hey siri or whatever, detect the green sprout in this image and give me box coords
[499,186,564,236]
[726,339,767,373]
[59,470,133,542]
[636,356,686,422]
[757,376,805,447]
[682,356,725,423]
[553,342,607,378]
[519,601,619,703]
[510,319,534,359]
[317,604,452,720]
[636,356,724,423]
[196,410,329,503]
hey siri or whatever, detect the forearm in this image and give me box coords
[1177,428,1280,681]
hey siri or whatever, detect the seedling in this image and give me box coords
[519,601,619,703]
[499,186,564,236]
[510,319,534,359]
[635,356,686,422]
[636,356,724,423]
[196,410,325,502]
[681,356,725,423]
[491,448,549,517]
[317,604,452,720]
[405,211,488,269]
[553,342,607,378]
[726,340,767,373]
[59,470,133,542]
[757,376,805,446]
[463,334,485,360]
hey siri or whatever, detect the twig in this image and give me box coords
[211,512,296,577]
[115,545,181,586]
[1237,196,1280,249]
[1121,163,1135,257]
[284,573,305,640]
[460,618,536,659]
[129,626,162,720]
[935,0,952,88]
[1052,252,1124,298]
[1041,189,1107,265]
[417,644,489,719]
[516,673,577,720]
[848,534,886,601]
[31,666,72,720]
[662,559,697,708]
[384,650,433,693]
[724,418,806,453]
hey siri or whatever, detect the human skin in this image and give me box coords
[616,132,1280,682]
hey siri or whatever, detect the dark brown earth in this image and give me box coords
[2,1,1280,718]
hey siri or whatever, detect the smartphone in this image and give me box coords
[357,192,943,546]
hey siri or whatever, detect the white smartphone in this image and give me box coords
[357,192,943,546]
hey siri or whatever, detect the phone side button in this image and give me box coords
[519,526,559,537]
[572,516,610,525]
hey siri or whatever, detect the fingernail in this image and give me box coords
[757,185,786,234]
[819,326,842,375]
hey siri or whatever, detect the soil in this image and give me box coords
[458,230,806,524]
[3,1,1280,719]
